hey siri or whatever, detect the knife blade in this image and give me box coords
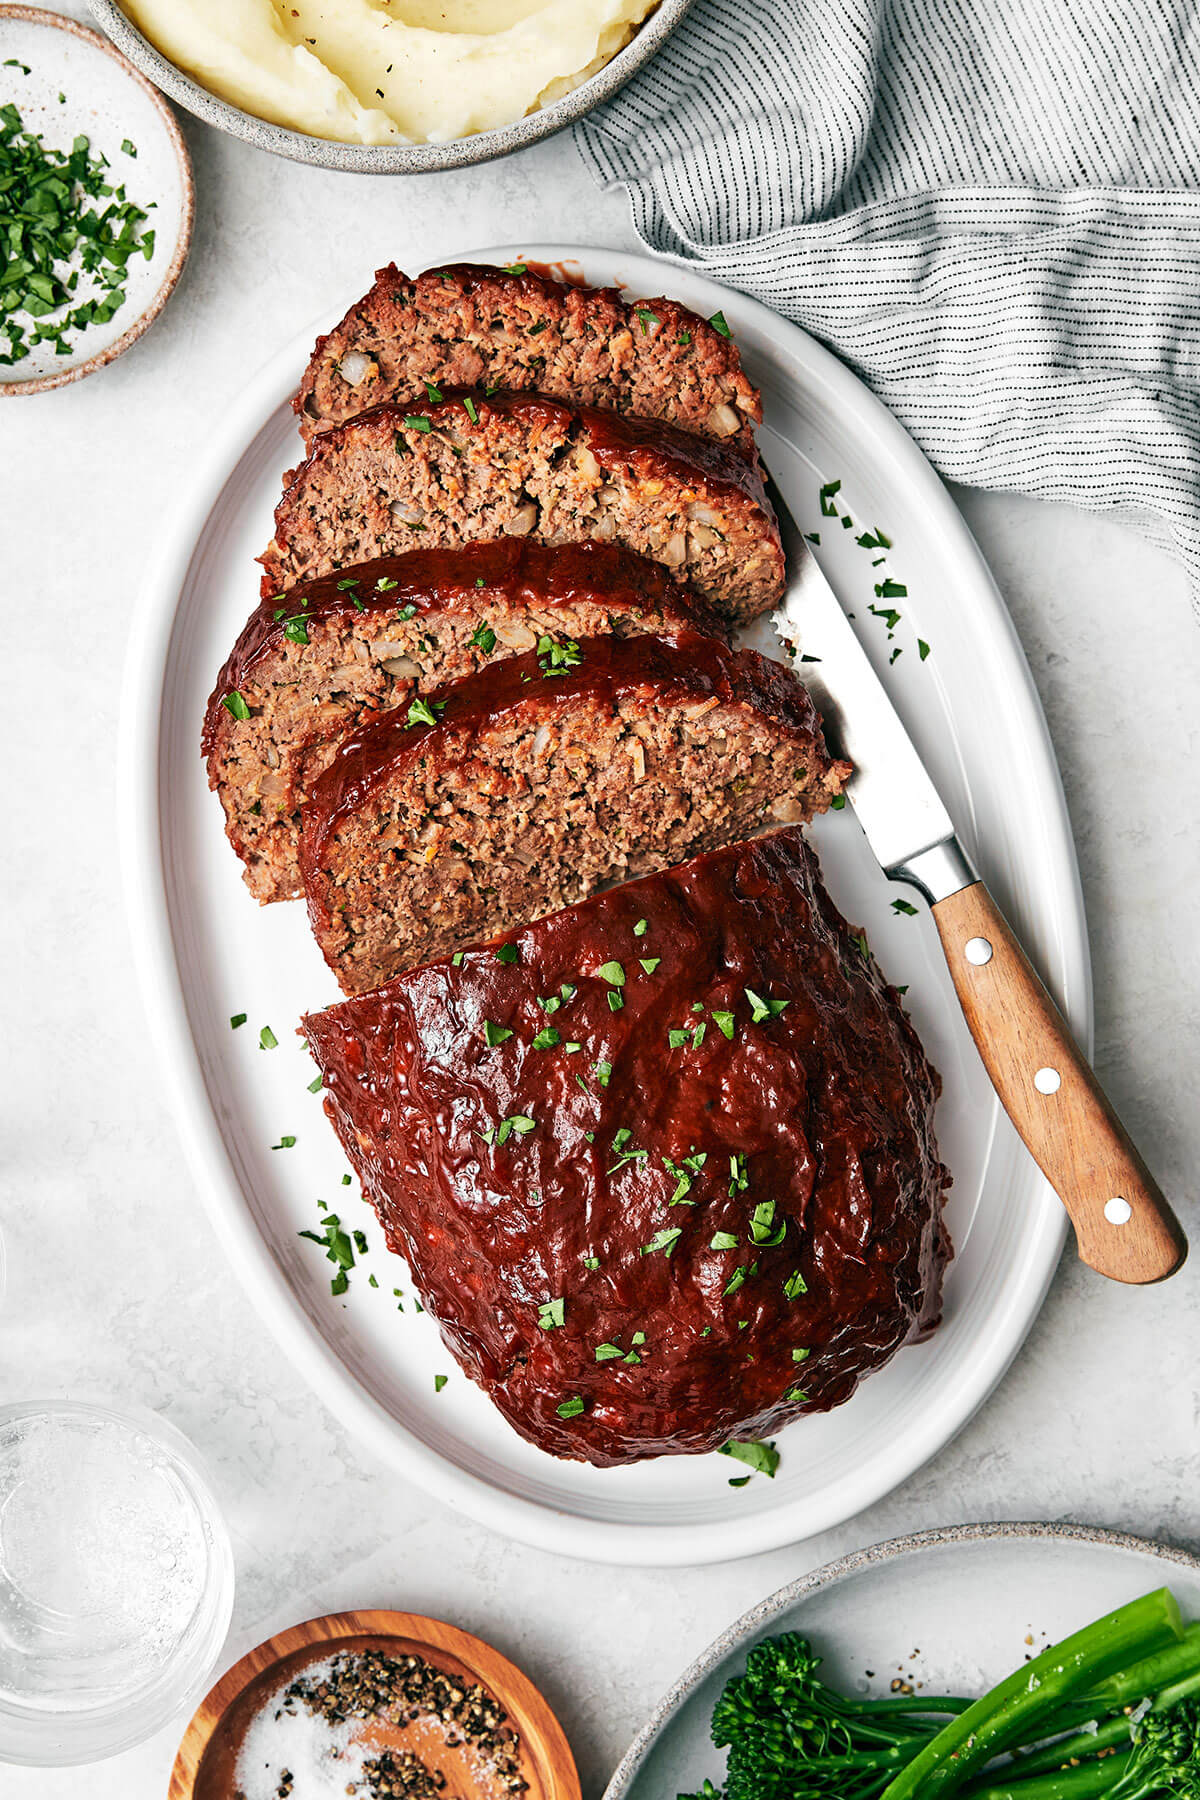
[763,466,1186,1285]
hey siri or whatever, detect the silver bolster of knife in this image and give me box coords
[888,836,978,906]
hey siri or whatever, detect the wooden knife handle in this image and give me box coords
[930,881,1186,1284]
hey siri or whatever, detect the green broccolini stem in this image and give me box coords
[963,1755,1128,1800]
[992,1659,1200,1783]
[876,1589,1184,1800]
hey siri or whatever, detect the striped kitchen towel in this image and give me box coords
[575,0,1200,602]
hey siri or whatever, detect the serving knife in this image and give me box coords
[765,472,1186,1285]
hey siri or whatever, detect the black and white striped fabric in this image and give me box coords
[576,0,1200,601]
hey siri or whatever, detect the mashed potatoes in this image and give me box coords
[120,0,660,145]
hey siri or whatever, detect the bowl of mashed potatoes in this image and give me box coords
[88,0,692,171]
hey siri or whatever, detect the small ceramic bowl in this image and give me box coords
[87,0,695,174]
[0,6,192,396]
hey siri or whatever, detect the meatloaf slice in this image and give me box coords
[299,631,851,994]
[203,542,718,906]
[259,393,785,627]
[301,829,950,1468]
[294,262,761,452]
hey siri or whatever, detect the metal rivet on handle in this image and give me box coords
[965,937,993,965]
[1105,1196,1132,1225]
[1034,1067,1061,1094]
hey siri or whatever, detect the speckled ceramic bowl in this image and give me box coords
[86,0,694,173]
[607,1522,1200,1800]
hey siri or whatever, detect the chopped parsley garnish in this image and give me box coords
[792,1346,811,1362]
[728,1152,749,1196]
[869,603,902,630]
[396,603,418,620]
[676,328,692,346]
[593,1061,612,1087]
[282,616,309,645]
[423,377,443,402]
[691,1022,707,1048]
[403,413,432,432]
[406,697,445,728]
[479,1113,536,1146]
[538,993,561,1014]
[607,991,624,1012]
[805,531,820,545]
[634,918,648,936]
[451,951,464,966]
[583,1255,600,1270]
[463,395,479,423]
[537,634,583,676]
[664,1150,707,1203]
[830,793,847,810]
[711,1009,735,1040]
[784,1385,807,1403]
[0,109,157,367]
[819,479,842,515]
[710,1230,739,1250]
[919,638,931,661]
[496,942,519,964]
[434,1374,449,1392]
[708,309,732,338]
[230,1013,247,1029]
[640,1226,683,1259]
[307,1075,323,1093]
[531,1026,561,1049]
[853,932,872,964]
[719,1437,780,1477]
[336,576,360,591]
[668,1028,689,1049]
[595,1342,623,1361]
[783,1269,808,1301]
[640,957,661,974]
[482,1020,512,1046]
[636,307,660,334]
[723,1265,748,1296]
[537,1297,565,1331]
[856,528,892,550]
[875,578,908,599]
[556,1395,585,1419]
[222,690,251,721]
[598,960,625,985]
[259,1026,278,1050]
[298,1212,356,1296]
[271,1135,297,1150]
[891,897,919,916]
[749,1199,785,1247]
[375,574,399,591]
[469,621,496,654]
[503,261,527,274]
[745,987,789,1023]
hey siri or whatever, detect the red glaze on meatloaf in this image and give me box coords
[260,392,785,625]
[294,261,761,451]
[203,541,722,904]
[301,829,950,1467]
[299,631,851,992]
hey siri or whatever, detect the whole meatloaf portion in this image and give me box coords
[301,830,950,1467]
[259,393,785,626]
[202,541,719,905]
[294,262,761,452]
[300,632,851,994]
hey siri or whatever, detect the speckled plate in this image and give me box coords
[0,6,192,396]
[119,244,1087,1567]
[609,1523,1200,1800]
[88,0,694,174]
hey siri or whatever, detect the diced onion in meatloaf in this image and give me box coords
[300,828,950,1467]
[294,261,762,452]
[203,541,723,905]
[299,631,851,994]
[260,392,785,627]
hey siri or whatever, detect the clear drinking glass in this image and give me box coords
[0,1400,234,1765]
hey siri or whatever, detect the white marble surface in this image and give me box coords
[3,16,1200,1794]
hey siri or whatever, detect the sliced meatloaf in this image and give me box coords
[299,631,851,994]
[294,262,761,452]
[203,542,718,906]
[259,393,785,627]
[301,829,950,1467]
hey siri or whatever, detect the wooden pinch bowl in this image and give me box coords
[169,1609,581,1800]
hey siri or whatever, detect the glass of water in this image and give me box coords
[0,1400,234,1765]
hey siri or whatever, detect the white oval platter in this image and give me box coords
[608,1522,1200,1799]
[119,243,1085,1566]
